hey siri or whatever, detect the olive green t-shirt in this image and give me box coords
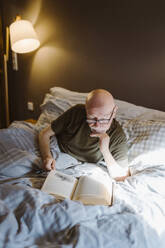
[51,104,128,166]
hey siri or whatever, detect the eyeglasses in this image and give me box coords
[86,118,111,125]
[86,106,116,125]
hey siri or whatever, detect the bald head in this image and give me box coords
[86,89,115,110]
[85,89,116,133]
[85,89,117,133]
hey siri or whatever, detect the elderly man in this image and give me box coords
[39,89,130,181]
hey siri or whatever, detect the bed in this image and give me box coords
[1,87,165,247]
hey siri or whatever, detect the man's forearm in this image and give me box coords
[101,148,129,179]
[101,148,118,166]
[90,132,129,179]
[101,148,118,175]
[39,140,52,160]
[39,132,52,160]
[38,126,56,170]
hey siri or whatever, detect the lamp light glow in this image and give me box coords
[9,19,40,53]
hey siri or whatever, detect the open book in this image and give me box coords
[41,170,114,206]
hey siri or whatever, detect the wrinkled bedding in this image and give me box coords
[0,121,165,248]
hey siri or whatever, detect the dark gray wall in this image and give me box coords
[1,0,165,123]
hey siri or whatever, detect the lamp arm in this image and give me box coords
[4,54,10,127]
[3,26,10,127]
[4,26,19,127]
[6,27,9,61]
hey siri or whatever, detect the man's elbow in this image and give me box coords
[39,128,49,141]
[39,126,55,141]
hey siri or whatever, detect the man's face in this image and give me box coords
[86,105,116,134]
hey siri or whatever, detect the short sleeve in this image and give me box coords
[109,121,128,167]
[51,107,74,135]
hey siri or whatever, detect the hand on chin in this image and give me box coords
[90,129,105,136]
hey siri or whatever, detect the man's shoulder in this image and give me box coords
[69,104,86,115]
[51,104,86,132]
[110,119,121,130]
[109,119,126,138]
[62,104,86,122]
[71,104,85,110]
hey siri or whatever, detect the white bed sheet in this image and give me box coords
[1,86,165,247]
[0,121,165,247]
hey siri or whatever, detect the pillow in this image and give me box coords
[36,93,74,129]
[122,119,165,166]
[50,87,146,119]
[50,86,88,103]
[36,87,165,129]
[49,87,165,120]
[36,88,88,128]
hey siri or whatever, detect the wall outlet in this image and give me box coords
[27,102,34,111]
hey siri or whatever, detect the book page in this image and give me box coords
[72,173,113,205]
[41,170,78,200]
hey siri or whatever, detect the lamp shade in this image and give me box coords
[9,19,40,53]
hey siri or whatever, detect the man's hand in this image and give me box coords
[43,156,56,171]
[114,169,131,181]
[90,132,110,154]
[90,132,130,182]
